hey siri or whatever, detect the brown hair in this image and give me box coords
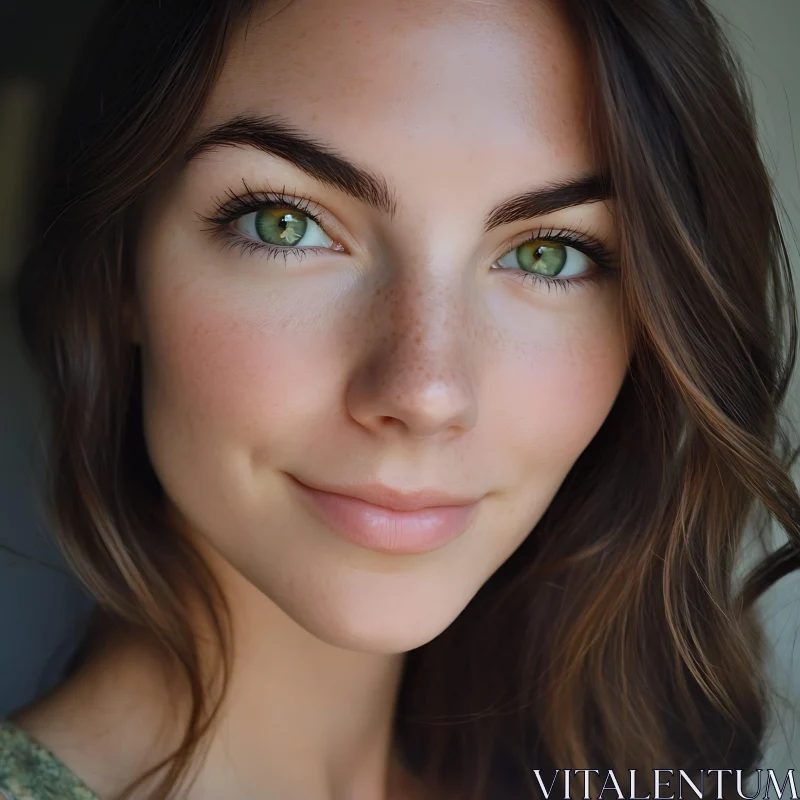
[14,0,800,797]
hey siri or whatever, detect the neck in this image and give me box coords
[15,537,426,800]
[191,540,411,799]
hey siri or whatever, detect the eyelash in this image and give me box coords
[198,185,619,294]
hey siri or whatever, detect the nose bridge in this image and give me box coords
[346,263,480,438]
[385,268,469,363]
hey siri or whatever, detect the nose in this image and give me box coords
[344,270,480,441]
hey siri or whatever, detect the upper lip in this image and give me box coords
[291,475,482,512]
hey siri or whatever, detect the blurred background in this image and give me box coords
[0,0,798,776]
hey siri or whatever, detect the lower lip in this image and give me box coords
[289,477,479,555]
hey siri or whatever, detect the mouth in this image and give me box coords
[287,474,482,555]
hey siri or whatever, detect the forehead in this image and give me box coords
[197,0,594,188]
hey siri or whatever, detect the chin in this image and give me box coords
[238,550,478,654]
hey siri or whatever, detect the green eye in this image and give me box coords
[254,207,309,246]
[233,203,335,251]
[511,239,567,275]
[495,237,594,279]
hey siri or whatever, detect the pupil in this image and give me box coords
[518,240,565,275]
[255,208,308,246]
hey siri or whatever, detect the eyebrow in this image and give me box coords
[183,113,613,231]
[482,173,613,232]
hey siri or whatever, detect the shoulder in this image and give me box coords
[0,721,100,800]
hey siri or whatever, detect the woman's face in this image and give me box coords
[133,0,629,652]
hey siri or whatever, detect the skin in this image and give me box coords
[15,0,629,797]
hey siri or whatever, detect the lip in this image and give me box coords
[293,477,482,512]
[288,475,482,554]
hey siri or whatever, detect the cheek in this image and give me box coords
[138,272,627,462]
[135,274,356,561]
[136,228,627,520]
[490,291,627,481]
[138,283,336,466]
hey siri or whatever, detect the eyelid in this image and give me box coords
[201,181,353,252]
[199,183,618,276]
[495,224,618,273]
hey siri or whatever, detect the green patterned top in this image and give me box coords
[0,721,101,800]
